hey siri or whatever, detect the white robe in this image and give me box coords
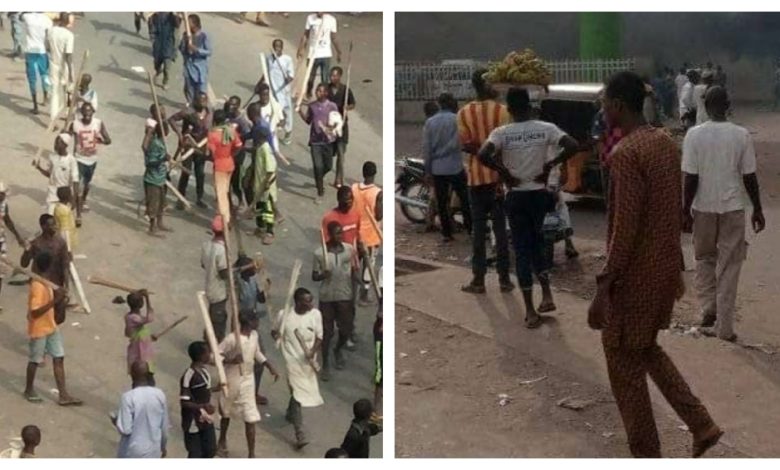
[278,308,324,407]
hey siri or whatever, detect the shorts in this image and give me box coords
[144,183,164,219]
[29,330,65,364]
[219,377,260,423]
[78,162,98,186]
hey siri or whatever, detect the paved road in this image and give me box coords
[0,12,382,458]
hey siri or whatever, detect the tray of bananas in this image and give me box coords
[483,49,553,96]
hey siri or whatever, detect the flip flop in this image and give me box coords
[58,397,83,407]
[525,315,543,329]
[460,284,486,294]
[24,393,43,403]
[538,302,557,313]
[693,428,723,458]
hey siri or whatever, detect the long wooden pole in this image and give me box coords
[0,258,61,291]
[64,231,90,314]
[58,49,90,133]
[294,21,326,112]
[197,291,228,395]
[154,315,188,340]
[320,227,329,271]
[87,275,153,294]
[275,259,302,348]
[294,328,321,374]
[342,41,353,120]
[364,205,383,244]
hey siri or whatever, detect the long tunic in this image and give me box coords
[602,125,683,349]
[149,13,178,61]
[278,308,324,407]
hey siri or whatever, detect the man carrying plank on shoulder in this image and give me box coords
[201,215,229,342]
[272,287,323,450]
[21,214,70,325]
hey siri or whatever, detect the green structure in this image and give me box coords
[579,13,621,59]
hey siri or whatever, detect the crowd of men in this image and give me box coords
[419,59,764,456]
[0,12,382,458]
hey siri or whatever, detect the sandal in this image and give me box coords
[460,283,486,294]
[538,302,557,313]
[58,397,83,406]
[525,315,543,329]
[692,427,723,458]
[24,392,43,403]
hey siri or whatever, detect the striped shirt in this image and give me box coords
[457,100,510,187]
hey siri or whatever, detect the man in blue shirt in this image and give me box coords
[422,93,472,242]
[179,14,211,105]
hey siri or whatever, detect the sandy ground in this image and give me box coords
[395,104,780,457]
[0,12,382,458]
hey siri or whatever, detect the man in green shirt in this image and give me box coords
[142,105,171,236]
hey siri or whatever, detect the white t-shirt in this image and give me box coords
[682,120,757,214]
[46,153,79,203]
[219,330,267,382]
[679,82,694,115]
[693,84,710,125]
[487,120,567,191]
[201,239,228,303]
[73,118,103,165]
[305,14,337,59]
[22,13,53,54]
[675,74,688,97]
[47,25,74,80]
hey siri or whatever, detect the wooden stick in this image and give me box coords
[275,259,302,348]
[253,252,274,319]
[164,180,192,209]
[168,137,207,172]
[0,258,61,291]
[364,251,382,303]
[364,205,383,244]
[294,328,321,374]
[259,50,281,109]
[146,70,168,154]
[153,315,188,340]
[196,291,228,395]
[61,49,90,132]
[87,275,153,294]
[294,21,326,112]
[64,231,90,314]
[343,41,353,120]
[320,227,329,271]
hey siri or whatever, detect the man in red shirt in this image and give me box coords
[207,109,242,222]
[321,186,361,246]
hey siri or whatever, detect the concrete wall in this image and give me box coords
[396,12,780,101]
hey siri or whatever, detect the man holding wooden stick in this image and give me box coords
[33,134,80,218]
[169,91,212,209]
[201,215,230,342]
[179,13,211,106]
[266,39,295,145]
[21,214,70,325]
[351,161,382,304]
[313,221,358,381]
[272,287,323,449]
[143,105,172,235]
[327,65,355,188]
[299,84,339,203]
[297,13,341,100]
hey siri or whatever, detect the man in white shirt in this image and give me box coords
[47,13,74,125]
[267,39,295,144]
[674,67,688,113]
[477,87,579,329]
[21,12,53,114]
[679,69,699,129]
[32,134,80,216]
[297,12,342,99]
[682,86,765,342]
[694,71,714,125]
[113,361,169,458]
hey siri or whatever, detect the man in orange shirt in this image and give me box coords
[351,161,382,303]
[322,186,361,247]
[457,69,513,294]
[207,109,242,223]
[24,251,81,406]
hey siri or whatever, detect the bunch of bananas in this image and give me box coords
[483,49,553,86]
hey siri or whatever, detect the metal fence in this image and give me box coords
[395,58,636,101]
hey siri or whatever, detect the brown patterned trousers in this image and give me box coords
[604,343,716,457]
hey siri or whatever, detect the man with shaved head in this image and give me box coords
[683,86,765,342]
[113,361,170,458]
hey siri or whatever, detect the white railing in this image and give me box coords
[395,58,635,101]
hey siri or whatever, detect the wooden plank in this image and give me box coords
[196,291,228,395]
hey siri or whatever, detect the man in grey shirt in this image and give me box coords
[114,361,169,458]
[312,221,357,381]
[201,215,229,342]
[423,93,471,242]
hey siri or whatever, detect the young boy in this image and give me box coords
[77,74,98,113]
[0,181,27,311]
[142,106,171,235]
[217,311,279,458]
[180,341,217,458]
[52,186,77,251]
[233,255,270,405]
[125,289,156,381]
[340,399,381,458]
[68,101,112,215]
[21,425,41,458]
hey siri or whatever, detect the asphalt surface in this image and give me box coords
[0,12,382,458]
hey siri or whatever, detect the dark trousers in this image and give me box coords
[505,190,549,290]
[231,150,248,205]
[177,152,206,202]
[153,57,172,86]
[334,138,347,185]
[207,300,228,344]
[433,171,471,239]
[470,184,510,281]
[320,300,353,368]
[286,396,305,439]
[310,143,334,196]
[306,57,331,96]
[604,343,715,457]
[184,426,217,458]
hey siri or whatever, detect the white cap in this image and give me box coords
[57,133,72,146]
[0,181,6,193]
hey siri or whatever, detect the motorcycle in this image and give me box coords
[395,156,462,225]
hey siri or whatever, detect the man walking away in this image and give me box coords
[267,39,295,144]
[149,12,180,90]
[423,92,471,243]
[297,12,341,99]
[478,88,578,328]
[458,69,513,293]
[114,361,169,458]
[47,13,73,126]
[682,86,764,342]
[21,12,53,114]
[588,71,722,458]
[179,14,211,106]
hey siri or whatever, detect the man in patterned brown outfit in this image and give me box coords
[588,71,722,458]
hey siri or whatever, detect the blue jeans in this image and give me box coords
[505,190,551,290]
[306,57,331,96]
[25,53,50,96]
